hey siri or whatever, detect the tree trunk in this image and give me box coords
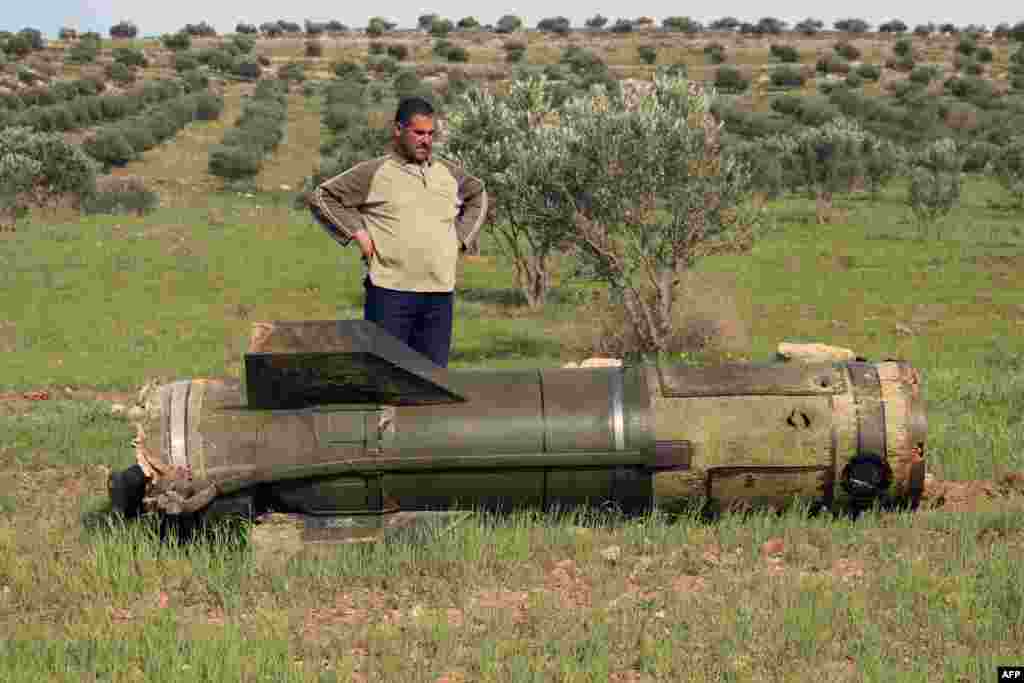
[815,190,833,224]
[512,251,550,310]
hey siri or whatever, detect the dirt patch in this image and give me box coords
[921,473,1024,512]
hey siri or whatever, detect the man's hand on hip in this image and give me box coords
[353,229,375,261]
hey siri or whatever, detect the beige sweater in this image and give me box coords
[309,148,487,293]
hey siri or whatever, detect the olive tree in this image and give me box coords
[908,138,962,239]
[773,118,873,223]
[443,77,577,308]
[987,136,1024,209]
[445,75,759,348]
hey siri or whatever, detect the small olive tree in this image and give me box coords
[443,77,577,308]
[987,136,1024,209]
[549,77,758,357]
[907,138,962,239]
[773,118,873,223]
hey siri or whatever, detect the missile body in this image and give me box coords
[111,321,927,522]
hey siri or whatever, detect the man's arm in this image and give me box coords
[440,160,488,253]
[308,160,381,254]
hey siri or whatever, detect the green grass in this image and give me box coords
[1,173,1023,680]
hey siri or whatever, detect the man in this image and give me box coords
[309,97,487,368]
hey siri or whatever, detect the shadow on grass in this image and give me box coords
[82,501,252,549]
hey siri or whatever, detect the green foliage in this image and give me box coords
[976,46,994,63]
[537,17,571,35]
[444,46,469,63]
[910,64,941,85]
[386,44,409,61]
[332,61,368,83]
[113,47,148,68]
[104,62,134,86]
[637,45,657,65]
[855,63,881,81]
[366,17,395,37]
[66,37,100,64]
[770,65,805,89]
[662,16,702,33]
[82,129,136,166]
[794,18,823,35]
[886,54,916,73]
[704,43,726,64]
[987,136,1024,208]
[209,82,286,182]
[0,126,98,200]
[956,37,977,56]
[727,136,790,198]
[208,146,263,179]
[769,44,799,63]
[429,18,454,37]
[193,92,224,120]
[457,16,480,30]
[162,32,191,51]
[367,55,399,75]
[833,42,861,61]
[503,41,527,64]
[432,39,453,58]
[714,66,749,93]
[907,138,963,236]
[609,19,634,34]
[893,38,914,57]
[845,72,864,89]
[3,34,34,59]
[860,136,904,197]
[962,140,999,173]
[392,70,428,99]
[232,35,255,54]
[495,15,523,34]
[445,74,758,346]
[774,117,874,202]
[173,52,198,73]
[277,61,305,83]
[945,75,994,103]
[196,47,235,73]
[183,21,216,37]
[816,55,850,75]
[181,69,210,92]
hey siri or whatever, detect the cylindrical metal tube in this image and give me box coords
[127,359,925,518]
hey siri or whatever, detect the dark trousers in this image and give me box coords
[363,276,454,368]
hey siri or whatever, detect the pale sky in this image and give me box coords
[2,1,1018,38]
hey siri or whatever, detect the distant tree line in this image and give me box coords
[16,17,1024,41]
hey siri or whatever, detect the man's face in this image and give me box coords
[394,114,435,163]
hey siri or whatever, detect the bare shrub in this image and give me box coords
[564,271,751,362]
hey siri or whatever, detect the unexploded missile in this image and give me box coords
[109,320,927,539]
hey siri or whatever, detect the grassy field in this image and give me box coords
[4,25,1024,673]
[2,161,1024,679]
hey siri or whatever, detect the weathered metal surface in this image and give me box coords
[117,324,927,521]
[848,362,886,460]
[709,467,830,508]
[656,362,846,397]
[244,320,465,408]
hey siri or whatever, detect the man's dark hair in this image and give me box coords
[395,97,434,126]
